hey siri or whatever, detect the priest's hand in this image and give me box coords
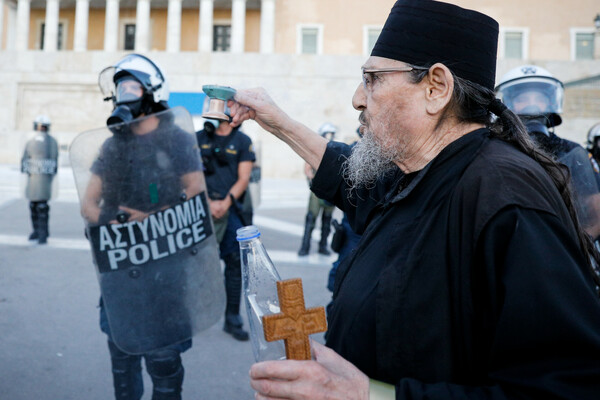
[228,88,292,137]
[249,341,369,400]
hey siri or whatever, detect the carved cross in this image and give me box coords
[262,278,327,360]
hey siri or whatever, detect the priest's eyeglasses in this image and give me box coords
[361,66,421,90]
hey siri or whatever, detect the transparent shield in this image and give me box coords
[20,131,59,201]
[559,147,600,236]
[69,107,225,354]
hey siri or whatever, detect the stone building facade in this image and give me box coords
[0,0,599,178]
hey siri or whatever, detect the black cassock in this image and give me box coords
[312,128,600,399]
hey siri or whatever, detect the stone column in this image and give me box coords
[15,0,30,51]
[43,0,60,51]
[104,0,119,51]
[259,0,275,54]
[0,0,4,50]
[198,0,213,52]
[231,0,246,53]
[135,0,151,52]
[595,30,600,60]
[6,1,17,50]
[166,0,182,52]
[73,0,89,51]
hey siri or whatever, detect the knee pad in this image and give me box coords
[145,348,182,378]
[145,348,184,398]
[108,341,142,374]
[36,202,49,214]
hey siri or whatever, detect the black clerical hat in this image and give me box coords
[372,0,499,91]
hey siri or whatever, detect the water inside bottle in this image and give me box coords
[247,294,285,361]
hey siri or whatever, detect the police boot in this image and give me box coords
[298,213,315,256]
[28,202,39,241]
[36,202,49,245]
[223,252,249,341]
[108,341,144,400]
[146,348,184,400]
[318,214,332,255]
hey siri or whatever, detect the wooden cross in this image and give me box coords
[262,278,327,360]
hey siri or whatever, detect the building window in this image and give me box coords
[297,24,323,54]
[40,22,65,50]
[504,32,523,59]
[213,25,231,52]
[570,28,596,60]
[124,24,136,51]
[575,32,594,60]
[301,28,318,54]
[363,26,382,56]
[499,28,528,60]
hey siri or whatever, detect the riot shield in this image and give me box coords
[70,106,225,354]
[20,131,59,201]
[559,146,600,236]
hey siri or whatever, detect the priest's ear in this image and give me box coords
[423,63,454,116]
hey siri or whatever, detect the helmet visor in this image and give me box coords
[496,77,564,117]
[98,66,117,100]
[116,78,144,103]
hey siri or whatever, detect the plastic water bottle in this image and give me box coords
[236,225,286,362]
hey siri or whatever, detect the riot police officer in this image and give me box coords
[21,115,58,244]
[78,54,222,400]
[496,65,600,239]
[298,122,337,256]
[196,111,256,341]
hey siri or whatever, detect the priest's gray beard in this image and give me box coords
[341,125,404,192]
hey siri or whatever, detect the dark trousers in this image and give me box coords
[220,209,244,317]
[107,340,186,400]
[28,201,49,242]
[100,303,190,400]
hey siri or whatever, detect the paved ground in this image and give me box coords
[0,163,342,400]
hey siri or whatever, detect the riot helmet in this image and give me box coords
[587,122,600,151]
[318,122,337,141]
[99,54,170,126]
[33,115,51,132]
[495,65,564,128]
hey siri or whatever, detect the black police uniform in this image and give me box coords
[196,127,256,340]
[21,131,59,243]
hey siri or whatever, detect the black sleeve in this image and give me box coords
[237,133,256,163]
[311,141,396,234]
[395,206,600,399]
[90,139,112,177]
[171,130,202,175]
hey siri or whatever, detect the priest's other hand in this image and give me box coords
[249,340,369,400]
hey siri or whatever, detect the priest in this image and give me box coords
[229,1,600,398]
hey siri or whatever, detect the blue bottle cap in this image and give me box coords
[236,225,261,241]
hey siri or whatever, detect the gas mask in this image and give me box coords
[203,119,220,136]
[107,77,146,127]
[524,119,550,137]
